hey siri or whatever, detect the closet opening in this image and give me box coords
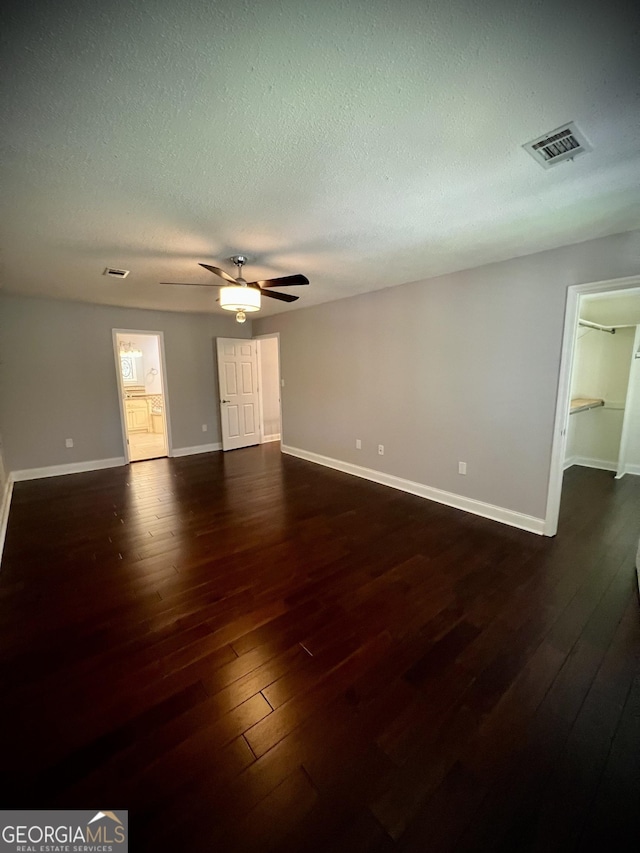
[545,278,640,536]
[565,303,639,478]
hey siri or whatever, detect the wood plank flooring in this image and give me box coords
[1,445,639,851]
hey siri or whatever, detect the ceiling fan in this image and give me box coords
[161,255,309,323]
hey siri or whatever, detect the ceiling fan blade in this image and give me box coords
[160,281,224,287]
[199,263,238,283]
[249,274,309,289]
[261,290,299,303]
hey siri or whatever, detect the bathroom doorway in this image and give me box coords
[113,330,172,462]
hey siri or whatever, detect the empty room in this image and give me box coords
[1,0,639,851]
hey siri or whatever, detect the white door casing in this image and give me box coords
[616,324,640,478]
[216,338,260,451]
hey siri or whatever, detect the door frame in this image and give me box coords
[544,274,640,536]
[112,329,173,463]
[254,332,282,444]
[615,323,640,479]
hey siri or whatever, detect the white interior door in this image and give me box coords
[216,338,260,451]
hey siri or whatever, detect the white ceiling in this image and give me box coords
[2,0,639,318]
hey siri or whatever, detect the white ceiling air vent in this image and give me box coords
[103,267,130,278]
[523,122,591,169]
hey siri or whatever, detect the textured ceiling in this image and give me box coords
[1,0,639,317]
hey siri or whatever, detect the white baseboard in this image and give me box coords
[11,456,126,482]
[0,475,14,568]
[281,445,545,535]
[563,456,578,470]
[262,434,281,444]
[616,463,640,478]
[570,456,617,472]
[171,442,222,457]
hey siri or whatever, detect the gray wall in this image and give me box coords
[255,230,640,521]
[0,295,251,471]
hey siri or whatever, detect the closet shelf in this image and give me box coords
[570,397,605,415]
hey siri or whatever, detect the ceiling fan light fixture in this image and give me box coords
[161,253,308,311]
[219,285,261,313]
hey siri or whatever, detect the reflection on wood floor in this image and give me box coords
[1,446,639,851]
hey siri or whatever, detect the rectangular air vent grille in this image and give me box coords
[103,267,130,278]
[523,122,591,169]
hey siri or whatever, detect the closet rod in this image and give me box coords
[578,320,615,334]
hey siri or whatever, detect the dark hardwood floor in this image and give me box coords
[1,445,639,851]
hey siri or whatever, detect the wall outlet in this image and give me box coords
[378,444,384,455]
[202,424,208,432]
[281,379,285,387]
[65,438,74,448]
[458,461,467,475]
[356,439,362,450]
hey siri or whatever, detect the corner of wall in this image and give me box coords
[0,455,13,568]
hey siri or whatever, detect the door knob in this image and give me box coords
[221,399,230,404]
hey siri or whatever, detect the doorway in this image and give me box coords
[564,293,640,478]
[113,330,171,462]
[545,276,640,536]
[216,337,261,451]
[256,333,282,444]
[216,335,282,451]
